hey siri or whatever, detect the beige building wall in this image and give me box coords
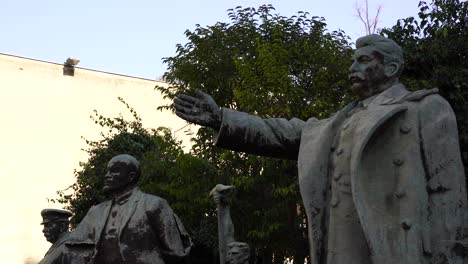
[0,53,195,263]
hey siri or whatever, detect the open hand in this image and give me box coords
[174,90,222,129]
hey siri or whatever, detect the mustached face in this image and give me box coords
[42,222,62,243]
[349,46,388,99]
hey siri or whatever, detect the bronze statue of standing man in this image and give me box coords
[174,34,467,263]
[66,154,192,264]
[38,209,73,264]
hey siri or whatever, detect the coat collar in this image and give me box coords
[113,186,137,205]
[118,187,141,236]
[349,84,410,177]
[370,83,410,105]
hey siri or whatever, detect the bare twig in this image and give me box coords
[355,0,383,34]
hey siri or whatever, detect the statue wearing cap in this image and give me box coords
[38,209,72,264]
[66,154,192,264]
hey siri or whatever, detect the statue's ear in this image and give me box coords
[384,62,399,77]
[128,171,137,183]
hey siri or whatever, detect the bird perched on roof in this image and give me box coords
[64,58,80,66]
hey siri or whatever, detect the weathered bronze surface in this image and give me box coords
[174,34,467,263]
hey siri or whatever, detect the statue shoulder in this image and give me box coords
[90,199,111,211]
[400,88,454,114]
[408,88,455,112]
[139,191,169,207]
[401,88,440,102]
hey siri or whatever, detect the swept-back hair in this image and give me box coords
[356,34,404,75]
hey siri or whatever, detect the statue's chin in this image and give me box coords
[102,186,111,193]
[351,83,366,96]
[351,82,375,99]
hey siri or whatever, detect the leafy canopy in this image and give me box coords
[382,0,468,188]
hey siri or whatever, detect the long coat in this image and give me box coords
[38,233,70,264]
[66,188,191,264]
[213,84,467,264]
[38,232,89,264]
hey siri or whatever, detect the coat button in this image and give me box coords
[395,189,406,198]
[333,173,343,181]
[331,195,340,208]
[400,124,411,134]
[393,158,404,166]
[401,220,411,230]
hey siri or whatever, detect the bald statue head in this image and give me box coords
[349,34,404,99]
[103,154,141,194]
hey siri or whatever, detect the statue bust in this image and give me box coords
[175,34,467,263]
[66,154,192,264]
[38,209,72,264]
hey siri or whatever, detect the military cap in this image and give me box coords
[40,209,72,224]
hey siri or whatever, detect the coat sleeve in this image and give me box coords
[147,198,192,263]
[418,94,467,260]
[213,108,309,160]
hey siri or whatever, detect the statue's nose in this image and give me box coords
[349,62,357,73]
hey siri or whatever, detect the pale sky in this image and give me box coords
[0,1,421,263]
[1,0,420,79]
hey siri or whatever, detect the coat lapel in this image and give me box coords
[298,100,357,263]
[350,85,409,176]
[118,188,141,237]
[95,201,112,243]
[349,84,410,260]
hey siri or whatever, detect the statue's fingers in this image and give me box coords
[194,89,209,99]
[174,97,194,108]
[187,107,204,116]
[176,93,199,104]
[175,111,195,123]
[175,109,206,123]
[174,103,192,114]
[175,102,203,115]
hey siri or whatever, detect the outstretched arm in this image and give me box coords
[174,90,306,160]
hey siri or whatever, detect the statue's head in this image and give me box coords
[349,34,404,99]
[226,241,250,264]
[103,154,141,194]
[40,209,72,244]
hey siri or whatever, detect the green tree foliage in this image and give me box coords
[157,5,353,263]
[55,98,219,263]
[381,0,468,189]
